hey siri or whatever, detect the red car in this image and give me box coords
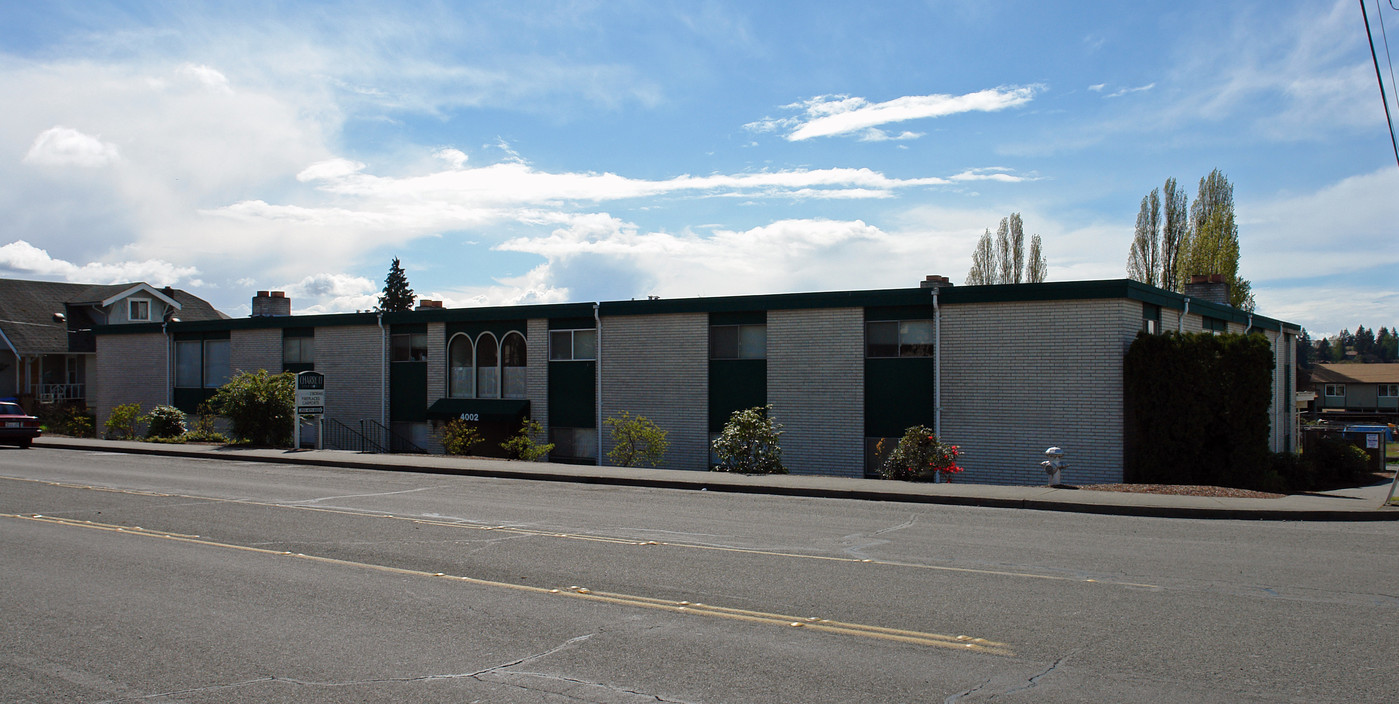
[0,402,41,448]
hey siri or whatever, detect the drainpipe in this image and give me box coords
[594,302,602,466]
[1245,313,1253,335]
[161,319,171,405]
[932,286,942,438]
[377,311,386,427]
[1178,297,1190,333]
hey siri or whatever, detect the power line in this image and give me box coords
[1361,0,1399,169]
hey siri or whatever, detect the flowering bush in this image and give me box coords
[440,419,484,456]
[712,404,786,474]
[879,425,963,482]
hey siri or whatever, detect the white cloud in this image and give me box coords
[1101,83,1155,98]
[1239,168,1399,280]
[22,126,120,167]
[0,240,200,285]
[747,86,1040,142]
[177,63,232,93]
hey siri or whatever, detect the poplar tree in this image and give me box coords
[967,213,1041,285]
[1183,169,1253,309]
[1026,234,1047,283]
[378,257,416,312]
[1161,177,1188,291]
[1127,189,1161,286]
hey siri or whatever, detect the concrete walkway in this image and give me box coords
[29,437,1399,521]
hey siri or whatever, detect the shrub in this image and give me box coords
[183,402,228,443]
[501,418,553,461]
[1304,436,1371,487]
[208,370,294,447]
[605,411,670,467]
[879,425,963,482]
[145,405,187,439]
[63,408,95,438]
[712,404,786,474]
[104,402,143,440]
[441,419,484,456]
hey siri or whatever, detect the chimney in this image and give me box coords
[1182,274,1231,306]
[919,274,954,290]
[251,290,292,317]
[415,299,444,310]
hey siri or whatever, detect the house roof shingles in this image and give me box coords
[0,278,226,355]
[1310,363,1399,385]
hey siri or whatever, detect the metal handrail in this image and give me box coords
[323,417,381,453]
[360,418,428,454]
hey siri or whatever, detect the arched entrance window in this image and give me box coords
[448,334,474,398]
[476,333,499,398]
[501,332,527,399]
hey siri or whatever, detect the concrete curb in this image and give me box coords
[32,438,1399,521]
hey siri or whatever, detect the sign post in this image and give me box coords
[295,371,326,450]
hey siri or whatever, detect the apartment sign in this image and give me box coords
[295,371,325,415]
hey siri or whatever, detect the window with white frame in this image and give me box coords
[448,334,474,398]
[549,329,596,361]
[709,324,766,359]
[128,298,151,322]
[501,332,527,399]
[1379,384,1398,397]
[1325,384,1346,397]
[866,320,934,357]
[476,333,500,398]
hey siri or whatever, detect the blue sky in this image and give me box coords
[1,1,1395,337]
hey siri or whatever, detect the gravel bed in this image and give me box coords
[1077,484,1284,499]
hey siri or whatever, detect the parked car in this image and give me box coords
[0,402,42,448]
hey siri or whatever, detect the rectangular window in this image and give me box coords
[549,426,597,460]
[549,329,596,361]
[1142,303,1161,334]
[503,368,526,399]
[1202,316,1227,333]
[175,340,202,387]
[283,332,314,365]
[203,339,231,388]
[391,332,427,362]
[128,299,150,322]
[1325,384,1346,397]
[866,320,934,357]
[1379,384,1397,397]
[709,324,766,359]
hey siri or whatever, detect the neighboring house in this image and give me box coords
[93,278,1299,486]
[0,278,226,408]
[1310,363,1399,415]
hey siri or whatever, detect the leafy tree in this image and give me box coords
[209,369,295,446]
[1161,177,1188,291]
[604,411,670,467]
[1181,169,1253,309]
[966,213,1044,285]
[711,405,786,474]
[1127,188,1161,287]
[1026,234,1046,283]
[378,257,416,312]
[501,418,553,461]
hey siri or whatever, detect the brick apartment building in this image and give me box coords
[92,278,1300,485]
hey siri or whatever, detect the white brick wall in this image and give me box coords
[316,325,385,429]
[230,329,280,376]
[95,333,169,430]
[527,318,550,436]
[768,308,865,477]
[940,299,1138,485]
[599,313,709,471]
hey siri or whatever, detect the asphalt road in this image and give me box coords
[2,447,1396,703]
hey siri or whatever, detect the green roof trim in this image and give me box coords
[93,279,1297,337]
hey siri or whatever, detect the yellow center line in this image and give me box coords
[0,474,1160,590]
[3,512,1014,656]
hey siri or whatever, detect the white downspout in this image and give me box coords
[932,286,942,438]
[594,302,602,466]
[1178,297,1190,333]
[1245,313,1253,335]
[378,312,386,427]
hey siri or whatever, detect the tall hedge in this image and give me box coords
[1124,332,1274,487]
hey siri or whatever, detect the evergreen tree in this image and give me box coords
[1378,327,1398,362]
[1355,326,1376,360]
[1315,337,1333,364]
[1296,329,1312,369]
[378,257,416,312]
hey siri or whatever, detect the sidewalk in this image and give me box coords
[30,437,1399,521]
